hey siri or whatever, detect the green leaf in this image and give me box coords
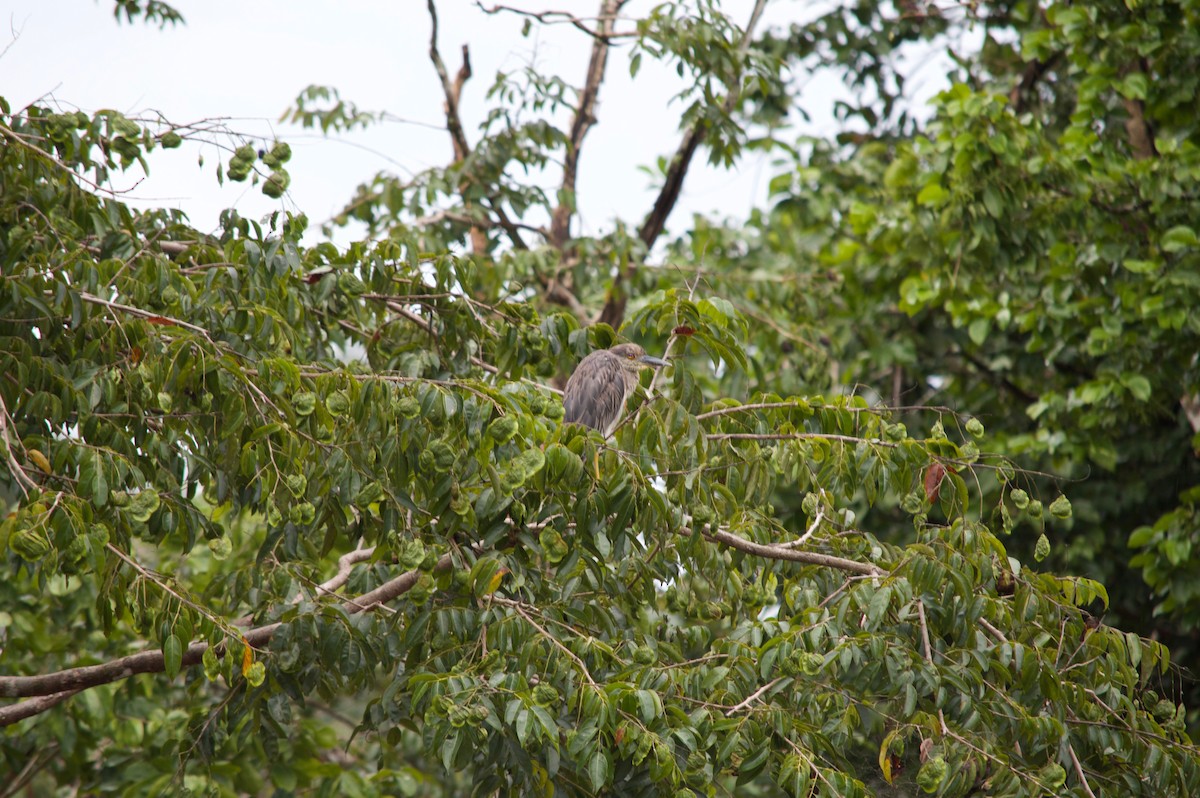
[1162,226,1198,253]
[587,751,609,792]
[163,634,183,679]
[1121,373,1152,402]
[967,318,990,346]
[916,182,948,207]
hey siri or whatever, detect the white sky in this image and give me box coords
[3,1,964,247]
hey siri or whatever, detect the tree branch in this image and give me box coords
[597,0,769,327]
[549,0,624,249]
[477,3,635,41]
[426,0,488,253]
[725,676,783,715]
[426,0,471,162]
[697,525,884,577]
[0,554,454,713]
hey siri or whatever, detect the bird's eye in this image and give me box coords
[626,353,635,359]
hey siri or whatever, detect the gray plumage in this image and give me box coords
[563,343,669,437]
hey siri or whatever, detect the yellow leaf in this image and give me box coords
[28,449,51,474]
[483,566,511,596]
[241,638,254,676]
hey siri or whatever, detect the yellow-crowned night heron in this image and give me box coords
[563,343,669,437]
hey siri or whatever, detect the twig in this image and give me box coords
[916,598,935,667]
[1067,741,1099,798]
[477,3,634,41]
[698,525,883,577]
[0,121,144,198]
[706,432,900,449]
[79,291,213,341]
[778,508,823,549]
[725,676,782,715]
[0,740,60,796]
[0,393,38,497]
[492,596,599,689]
[300,547,376,601]
[977,617,1008,643]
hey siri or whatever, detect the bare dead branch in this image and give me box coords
[413,208,547,239]
[477,2,635,41]
[705,431,901,449]
[550,0,625,249]
[725,676,783,715]
[426,0,489,253]
[426,0,472,162]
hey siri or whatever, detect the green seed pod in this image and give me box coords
[488,415,519,443]
[1049,495,1072,520]
[965,417,985,438]
[10,528,51,561]
[262,169,290,198]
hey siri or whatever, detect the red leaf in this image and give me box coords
[145,315,177,326]
[672,325,695,337]
[924,463,946,503]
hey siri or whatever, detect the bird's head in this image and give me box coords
[609,343,670,372]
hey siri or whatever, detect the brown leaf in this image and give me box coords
[145,315,177,326]
[672,325,695,337]
[924,463,947,503]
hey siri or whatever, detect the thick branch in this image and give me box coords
[427,0,472,162]
[0,689,81,726]
[426,0,488,253]
[549,0,623,249]
[0,555,453,710]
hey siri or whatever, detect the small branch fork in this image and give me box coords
[549,0,627,250]
[426,0,490,253]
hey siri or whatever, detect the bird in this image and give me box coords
[563,343,670,438]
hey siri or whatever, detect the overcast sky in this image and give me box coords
[4,1,960,247]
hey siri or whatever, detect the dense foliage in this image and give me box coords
[3,0,1200,796]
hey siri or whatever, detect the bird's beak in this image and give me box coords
[639,355,670,368]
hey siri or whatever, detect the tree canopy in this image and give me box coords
[3,0,1200,796]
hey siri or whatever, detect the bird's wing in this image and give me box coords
[563,353,629,434]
